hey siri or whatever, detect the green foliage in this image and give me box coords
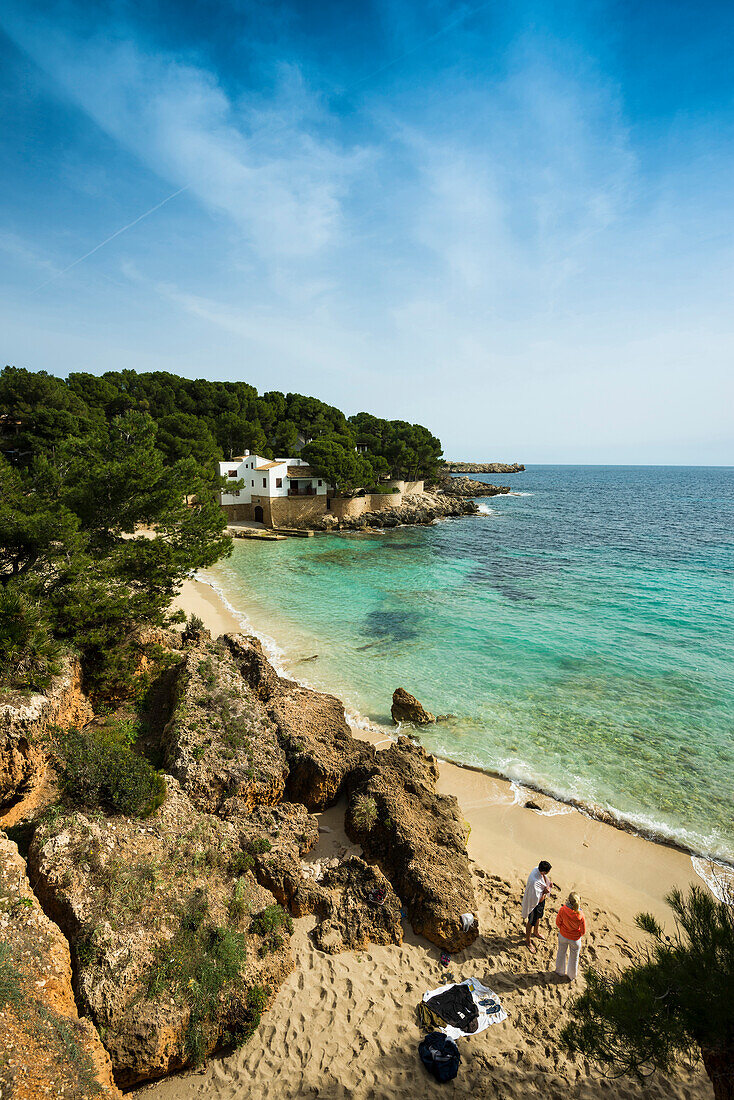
[0,943,24,1011]
[228,877,250,924]
[302,438,369,495]
[562,885,734,1097]
[146,889,247,1064]
[246,837,272,856]
[351,794,378,831]
[249,904,293,937]
[0,584,62,692]
[348,411,443,481]
[56,721,166,817]
[228,851,255,877]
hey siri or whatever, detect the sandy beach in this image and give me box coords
[137,575,713,1099]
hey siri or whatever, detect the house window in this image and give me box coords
[251,480,254,487]
[318,480,322,486]
[228,470,238,478]
[263,478,267,488]
[276,477,282,488]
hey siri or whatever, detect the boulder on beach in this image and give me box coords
[390,687,435,725]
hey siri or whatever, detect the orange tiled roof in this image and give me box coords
[256,461,284,470]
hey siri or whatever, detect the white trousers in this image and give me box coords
[556,933,583,979]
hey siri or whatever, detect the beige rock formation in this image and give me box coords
[0,831,121,1100]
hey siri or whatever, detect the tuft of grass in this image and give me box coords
[228,877,250,925]
[351,794,378,831]
[228,851,254,877]
[146,890,247,1064]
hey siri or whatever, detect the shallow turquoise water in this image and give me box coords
[210,466,734,860]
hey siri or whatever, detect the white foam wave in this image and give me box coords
[475,502,496,515]
[194,574,289,677]
[692,857,734,903]
[509,491,533,496]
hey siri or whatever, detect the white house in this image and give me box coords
[219,451,328,525]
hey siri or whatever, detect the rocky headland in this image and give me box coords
[0,627,478,1091]
[436,474,512,497]
[445,461,525,474]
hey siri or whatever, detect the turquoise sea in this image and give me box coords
[208,466,734,862]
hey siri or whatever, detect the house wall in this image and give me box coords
[403,480,424,495]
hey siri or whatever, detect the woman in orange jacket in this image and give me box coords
[555,891,586,981]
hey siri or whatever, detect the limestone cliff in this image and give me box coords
[0,831,121,1100]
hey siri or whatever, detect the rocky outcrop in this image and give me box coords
[391,687,435,726]
[0,832,121,1100]
[315,490,479,531]
[310,857,403,954]
[445,462,525,473]
[436,475,511,497]
[270,680,373,809]
[0,657,92,818]
[162,638,287,815]
[345,738,478,953]
[28,778,295,1088]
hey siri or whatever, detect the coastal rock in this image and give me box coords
[345,738,478,953]
[391,687,435,726]
[313,490,479,532]
[435,475,511,497]
[0,656,93,825]
[310,856,403,954]
[224,633,280,701]
[267,676,373,811]
[445,461,525,474]
[28,777,295,1088]
[239,802,321,912]
[0,831,121,1100]
[162,636,287,815]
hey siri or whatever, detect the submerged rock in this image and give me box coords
[391,687,435,726]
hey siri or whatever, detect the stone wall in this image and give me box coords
[330,492,405,520]
[222,502,254,522]
[269,495,328,528]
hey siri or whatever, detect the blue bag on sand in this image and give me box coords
[418,1032,461,1083]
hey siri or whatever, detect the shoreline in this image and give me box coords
[137,573,717,1099]
[172,573,730,920]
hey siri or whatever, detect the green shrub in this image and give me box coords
[56,723,166,817]
[351,794,378,831]
[228,851,254,877]
[247,837,271,856]
[249,904,293,937]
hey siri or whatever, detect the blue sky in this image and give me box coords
[1,0,732,463]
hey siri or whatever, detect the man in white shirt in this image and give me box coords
[521,860,553,953]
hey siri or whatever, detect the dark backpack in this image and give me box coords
[418,1032,461,1083]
